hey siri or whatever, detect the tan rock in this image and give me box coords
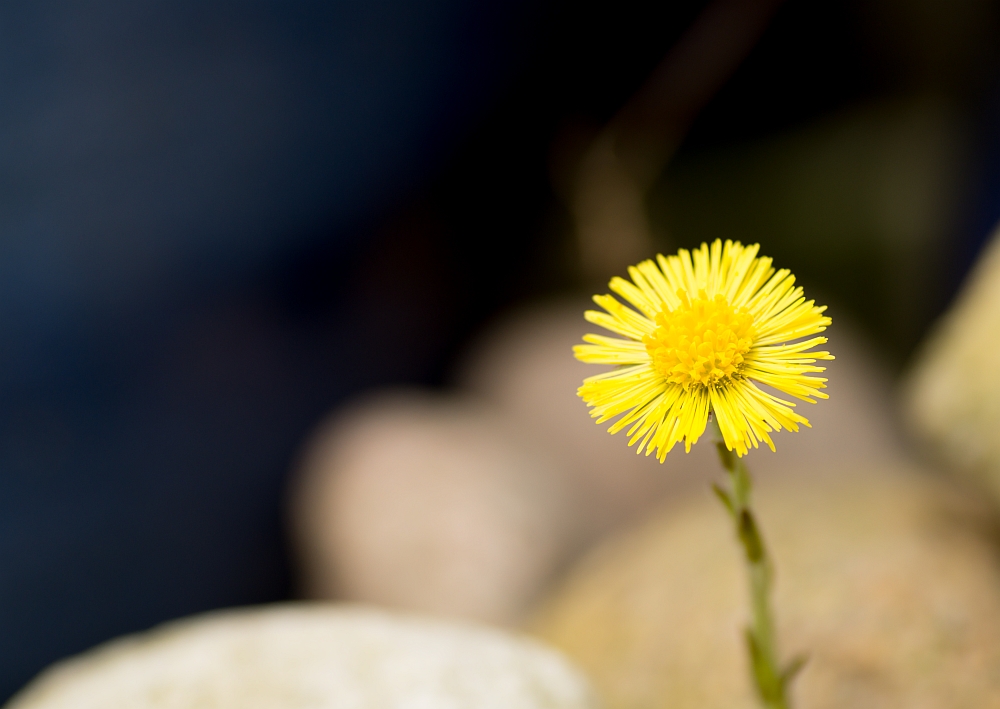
[456,300,702,539]
[288,391,576,625]
[905,225,1000,502]
[6,604,600,709]
[287,298,906,629]
[457,300,905,540]
[528,466,1000,708]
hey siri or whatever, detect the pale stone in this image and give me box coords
[456,300,905,540]
[905,225,1000,503]
[288,299,904,628]
[288,392,576,625]
[6,604,600,709]
[528,466,1000,709]
[455,300,698,540]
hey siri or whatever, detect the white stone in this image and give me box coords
[6,604,599,709]
[288,301,905,628]
[456,300,904,537]
[288,393,576,625]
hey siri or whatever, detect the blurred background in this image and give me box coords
[3,0,1000,702]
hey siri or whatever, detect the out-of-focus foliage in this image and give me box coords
[649,99,963,362]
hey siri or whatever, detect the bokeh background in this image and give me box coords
[3,0,1000,701]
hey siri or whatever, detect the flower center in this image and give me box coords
[644,290,756,390]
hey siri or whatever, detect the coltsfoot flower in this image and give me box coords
[575,239,832,459]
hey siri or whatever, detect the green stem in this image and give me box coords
[709,417,800,709]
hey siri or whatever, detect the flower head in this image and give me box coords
[575,239,832,458]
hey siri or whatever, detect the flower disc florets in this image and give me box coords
[644,289,755,390]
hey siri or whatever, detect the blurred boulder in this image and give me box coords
[288,391,577,625]
[905,226,1000,503]
[529,466,1000,709]
[287,298,904,627]
[456,300,905,541]
[6,604,599,709]
[456,300,705,540]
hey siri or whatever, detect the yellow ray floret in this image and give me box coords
[574,239,833,458]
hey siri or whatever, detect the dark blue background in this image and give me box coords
[0,0,539,697]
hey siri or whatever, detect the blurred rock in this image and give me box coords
[528,465,1000,708]
[456,299,905,542]
[288,391,577,625]
[905,226,1000,503]
[456,300,703,539]
[288,297,905,628]
[6,604,599,709]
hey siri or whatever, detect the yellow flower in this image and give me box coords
[575,239,832,458]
